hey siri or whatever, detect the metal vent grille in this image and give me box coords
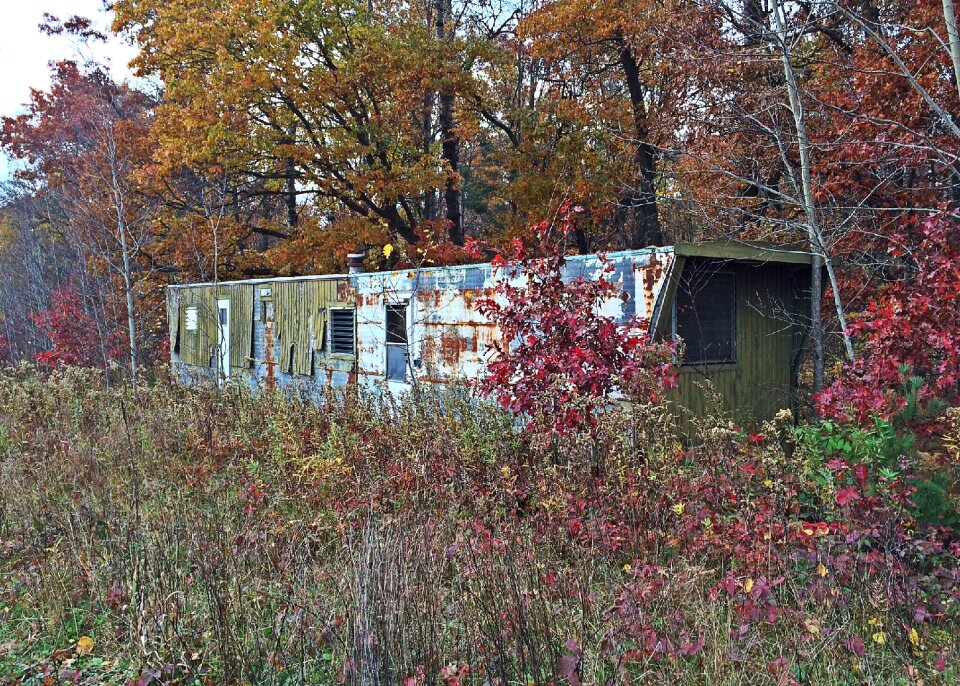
[330,308,355,355]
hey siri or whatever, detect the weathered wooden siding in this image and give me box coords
[671,261,807,425]
[172,284,254,371]
[273,279,353,376]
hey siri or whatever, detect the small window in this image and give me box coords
[385,302,408,382]
[185,306,199,331]
[675,271,736,364]
[386,304,407,344]
[329,308,355,355]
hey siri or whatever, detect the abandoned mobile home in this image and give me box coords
[167,243,812,422]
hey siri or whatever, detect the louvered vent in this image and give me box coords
[330,308,355,355]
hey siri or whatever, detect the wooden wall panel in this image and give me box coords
[272,280,351,377]
[672,262,806,428]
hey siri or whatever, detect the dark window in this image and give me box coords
[386,304,407,344]
[385,303,408,381]
[675,271,736,364]
[329,308,355,355]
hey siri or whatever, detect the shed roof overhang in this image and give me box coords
[674,241,812,265]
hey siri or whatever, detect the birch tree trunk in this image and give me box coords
[106,131,139,379]
[943,0,960,99]
[771,0,855,394]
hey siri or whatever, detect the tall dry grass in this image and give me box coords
[0,365,956,684]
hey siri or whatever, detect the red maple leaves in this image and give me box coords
[818,211,960,430]
[31,287,123,368]
[470,204,676,437]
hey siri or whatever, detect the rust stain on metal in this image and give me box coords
[637,254,666,319]
[264,322,276,388]
[438,334,467,366]
[337,281,357,302]
[415,290,446,309]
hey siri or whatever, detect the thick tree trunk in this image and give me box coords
[436,0,464,245]
[285,123,298,229]
[617,41,664,249]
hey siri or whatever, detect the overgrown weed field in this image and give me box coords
[0,366,957,685]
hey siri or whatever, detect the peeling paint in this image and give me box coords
[171,247,679,392]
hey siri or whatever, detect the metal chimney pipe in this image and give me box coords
[346,253,366,274]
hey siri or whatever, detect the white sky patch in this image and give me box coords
[0,1,140,181]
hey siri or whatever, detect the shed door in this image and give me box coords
[217,298,230,381]
[385,302,408,382]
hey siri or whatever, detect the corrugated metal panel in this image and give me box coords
[177,286,216,368]
[222,284,254,369]
[167,288,180,355]
[348,251,677,388]
[166,246,810,427]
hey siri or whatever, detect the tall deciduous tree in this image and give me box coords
[519,0,722,249]
[114,0,482,257]
[1,61,158,377]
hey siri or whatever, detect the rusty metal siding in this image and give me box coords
[351,266,499,386]
[168,249,680,388]
[167,242,810,425]
[348,249,676,389]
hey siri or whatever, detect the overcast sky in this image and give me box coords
[0,1,139,180]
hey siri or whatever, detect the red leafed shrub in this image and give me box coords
[0,336,9,364]
[31,286,123,368]
[468,204,677,437]
[818,211,960,426]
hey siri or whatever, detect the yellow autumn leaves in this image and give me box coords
[865,617,920,647]
[76,635,94,655]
